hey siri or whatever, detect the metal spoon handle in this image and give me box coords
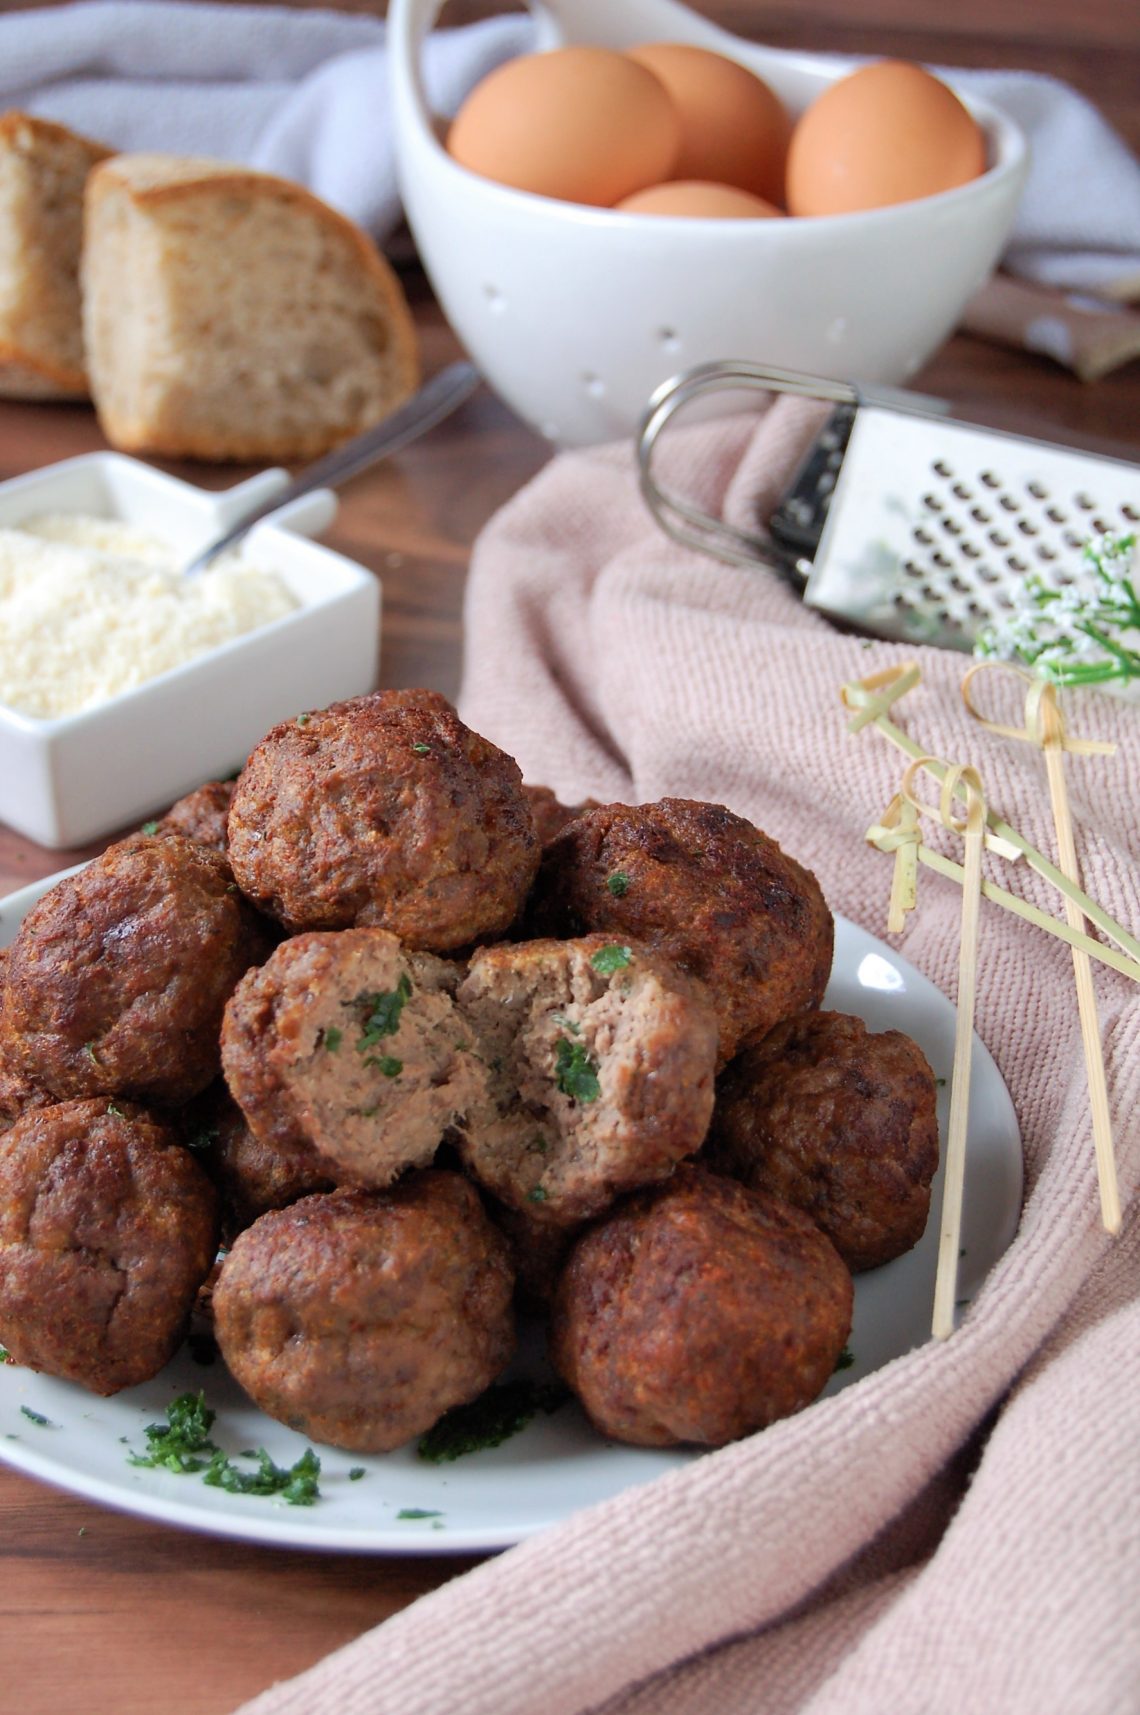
[184,360,480,576]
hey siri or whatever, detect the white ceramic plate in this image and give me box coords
[0,879,1022,1554]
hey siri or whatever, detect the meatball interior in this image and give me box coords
[221,928,487,1190]
[551,1165,853,1448]
[526,798,834,1065]
[706,1010,940,1271]
[456,934,718,1225]
[0,831,270,1106]
[213,1172,516,1453]
[0,1098,219,1395]
[226,690,540,948]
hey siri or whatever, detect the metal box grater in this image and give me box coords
[639,362,1140,652]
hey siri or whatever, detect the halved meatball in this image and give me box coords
[221,927,487,1189]
[550,1164,853,1448]
[455,934,718,1225]
[526,798,834,1065]
[0,1098,219,1394]
[213,1171,516,1452]
[226,688,540,948]
[0,833,271,1107]
[705,1010,939,1271]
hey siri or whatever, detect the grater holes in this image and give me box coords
[948,575,971,594]
[922,493,943,512]
[988,529,1011,548]
[1026,481,1049,500]
[1063,529,1084,548]
[1045,505,1067,524]
[1074,492,1095,510]
[1122,504,1139,522]
[977,565,1001,584]
[998,494,1020,512]
[931,551,952,569]
[913,526,934,546]
[1092,516,1113,534]
[970,506,992,524]
[1035,544,1058,562]
[1006,554,1029,573]
[931,459,954,478]
[980,471,1002,488]
[1016,518,1039,536]
[902,559,926,579]
[961,542,982,559]
[940,516,963,536]
[952,482,973,501]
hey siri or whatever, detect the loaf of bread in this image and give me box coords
[82,155,421,462]
[0,112,112,400]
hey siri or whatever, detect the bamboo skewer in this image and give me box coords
[961,664,1122,1233]
[843,664,1140,967]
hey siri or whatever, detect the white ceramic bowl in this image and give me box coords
[0,455,380,849]
[389,0,1029,447]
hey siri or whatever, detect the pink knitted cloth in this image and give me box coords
[237,402,1140,1715]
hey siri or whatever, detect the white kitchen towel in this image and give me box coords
[0,0,1137,298]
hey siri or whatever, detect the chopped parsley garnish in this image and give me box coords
[834,1347,856,1373]
[396,1507,443,1520]
[0,1346,13,1366]
[127,1391,320,1504]
[184,1124,219,1152]
[527,1185,548,1203]
[348,1466,366,1482]
[412,743,432,755]
[363,1055,403,1079]
[20,1405,53,1427]
[590,944,632,974]
[606,871,631,897]
[296,712,311,726]
[354,974,412,1054]
[417,1379,571,1464]
[318,1025,342,1053]
[554,1035,600,1103]
[141,820,160,836]
[105,1103,125,1119]
[203,1445,321,1506]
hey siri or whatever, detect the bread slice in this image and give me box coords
[82,155,421,461]
[0,112,112,400]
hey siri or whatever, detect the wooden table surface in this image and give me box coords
[1,3,1139,1711]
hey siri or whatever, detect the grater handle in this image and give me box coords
[636,361,860,570]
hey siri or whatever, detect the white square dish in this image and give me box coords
[0,452,381,849]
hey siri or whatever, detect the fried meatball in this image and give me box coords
[0,833,271,1107]
[705,1010,939,1271]
[0,948,53,1133]
[0,1098,219,1394]
[488,1197,580,1308]
[226,688,540,948]
[179,1080,336,1240]
[155,779,235,853]
[213,1171,516,1452]
[455,934,717,1225]
[526,798,834,1065]
[550,1165,852,1448]
[221,927,487,1189]
[523,785,601,846]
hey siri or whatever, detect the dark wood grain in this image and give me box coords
[0,4,1138,1711]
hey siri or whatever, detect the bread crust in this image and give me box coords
[83,154,420,461]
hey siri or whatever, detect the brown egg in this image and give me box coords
[626,42,791,207]
[786,60,987,217]
[446,46,681,207]
[616,180,784,219]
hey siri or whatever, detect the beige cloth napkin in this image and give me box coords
[235,403,1140,1715]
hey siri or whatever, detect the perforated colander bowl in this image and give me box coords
[387,0,1028,447]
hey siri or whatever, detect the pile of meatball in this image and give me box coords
[0,688,939,1455]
